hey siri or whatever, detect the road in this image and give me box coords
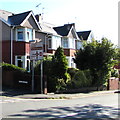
[1,92,119,119]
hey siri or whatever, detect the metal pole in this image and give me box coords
[32,60,34,92]
[40,60,43,94]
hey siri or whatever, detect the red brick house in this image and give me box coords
[1,10,41,71]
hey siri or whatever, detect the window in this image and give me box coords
[18,31,23,40]
[27,59,30,72]
[16,56,23,68]
[71,58,74,68]
[48,36,52,48]
[26,56,30,72]
[27,31,29,40]
[72,39,74,48]
[16,56,30,72]
[17,28,24,41]
[18,60,23,68]
[62,38,68,48]
[75,40,82,49]
[26,28,33,41]
[17,28,33,42]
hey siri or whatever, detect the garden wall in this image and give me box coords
[108,77,120,90]
[2,71,41,92]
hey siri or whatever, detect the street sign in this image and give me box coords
[30,42,43,60]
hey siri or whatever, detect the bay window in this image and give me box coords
[17,28,33,42]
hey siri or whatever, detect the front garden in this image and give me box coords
[2,38,120,93]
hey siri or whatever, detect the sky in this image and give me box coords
[0,0,119,45]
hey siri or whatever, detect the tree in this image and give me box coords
[52,46,68,80]
[34,47,69,92]
[73,38,117,88]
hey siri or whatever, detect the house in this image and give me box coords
[53,23,81,67]
[35,14,62,55]
[77,30,94,42]
[1,10,92,70]
[1,10,41,72]
[35,14,82,68]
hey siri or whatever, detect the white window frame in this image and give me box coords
[62,37,68,48]
[15,55,30,72]
[15,56,24,68]
[26,28,33,42]
[26,56,30,72]
[48,36,52,49]
[17,28,24,41]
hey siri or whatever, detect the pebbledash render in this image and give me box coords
[1,9,94,71]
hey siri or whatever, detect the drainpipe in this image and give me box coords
[44,35,47,53]
[11,26,15,64]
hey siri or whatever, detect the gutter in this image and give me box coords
[11,25,15,64]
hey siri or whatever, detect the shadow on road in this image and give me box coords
[1,87,33,97]
[9,104,119,119]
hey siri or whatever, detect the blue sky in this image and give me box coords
[0,0,119,45]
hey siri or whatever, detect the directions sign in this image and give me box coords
[30,42,43,60]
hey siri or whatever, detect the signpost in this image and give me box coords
[30,41,43,93]
[30,42,43,61]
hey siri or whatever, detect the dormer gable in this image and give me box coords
[8,11,41,30]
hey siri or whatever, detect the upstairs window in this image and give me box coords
[17,28,33,42]
[26,28,33,42]
[75,40,82,49]
[27,31,29,40]
[48,36,52,48]
[17,28,24,41]
[62,38,68,48]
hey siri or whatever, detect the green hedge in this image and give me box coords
[2,62,27,73]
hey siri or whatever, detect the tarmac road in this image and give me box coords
[1,91,119,119]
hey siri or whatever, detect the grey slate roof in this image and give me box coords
[53,24,74,36]
[77,30,91,40]
[8,11,31,25]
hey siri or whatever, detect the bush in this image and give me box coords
[72,70,92,88]
[2,62,27,73]
[111,68,119,78]
[83,70,93,86]
[67,68,79,79]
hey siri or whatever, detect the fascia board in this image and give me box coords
[68,26,80,40]
[20,12,41,30]
[0,17,11,26]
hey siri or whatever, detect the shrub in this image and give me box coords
[2,62,27,73]
[111,68,119,78]
[83,70,93,86]
[72,70,92,88]
[67,68,79,79]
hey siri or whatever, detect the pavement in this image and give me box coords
[1,88,119,99]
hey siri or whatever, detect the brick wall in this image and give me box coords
[108,77,119,90]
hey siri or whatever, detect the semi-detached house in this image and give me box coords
[1,10,94,71]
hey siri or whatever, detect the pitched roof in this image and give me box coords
[0,17,11,26]
[77,30,91,40]
[8,11,31,25]
[53,24,74,36]
[0,9,14,21]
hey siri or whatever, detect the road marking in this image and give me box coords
[59,113,78,118]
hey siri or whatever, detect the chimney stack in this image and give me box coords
[35,14,43,23]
